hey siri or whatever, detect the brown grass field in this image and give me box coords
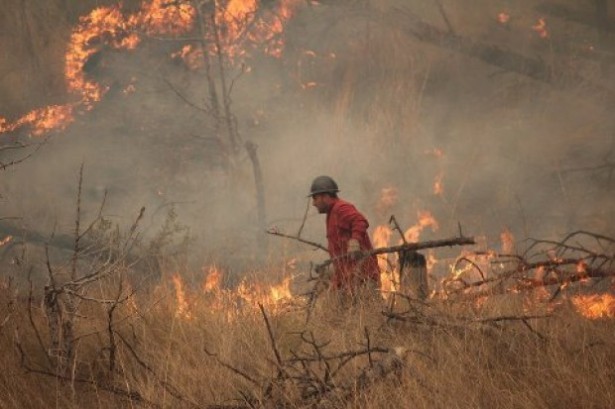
[1,267,614,409]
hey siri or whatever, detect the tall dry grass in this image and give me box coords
[1,270,614,409]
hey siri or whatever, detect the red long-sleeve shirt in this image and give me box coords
[326,199,380,290]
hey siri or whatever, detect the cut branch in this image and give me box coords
[266,228,328,252]
[315,235,475,272]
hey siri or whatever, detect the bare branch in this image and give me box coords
[266,228,328,252]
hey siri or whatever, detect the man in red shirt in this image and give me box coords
[308,176,381,294]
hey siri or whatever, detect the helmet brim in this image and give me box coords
[306,189,339,198]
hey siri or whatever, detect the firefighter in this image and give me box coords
[308,175,381,295]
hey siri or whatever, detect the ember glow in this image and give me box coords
[433,173,444,196]
[424,148,444,158]
[500,227,515,254]
[497,12,510,24]
[532,18,548,38]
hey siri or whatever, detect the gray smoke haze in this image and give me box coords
[1,0,614,280]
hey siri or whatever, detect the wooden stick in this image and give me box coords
[296,197,311,238]
[266,228,328,252]
[315,235,475,272]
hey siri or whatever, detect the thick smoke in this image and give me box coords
[1,0,613,280]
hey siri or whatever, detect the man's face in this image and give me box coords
[311,194,329,214]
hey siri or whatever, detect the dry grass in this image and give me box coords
[1,271,614,409]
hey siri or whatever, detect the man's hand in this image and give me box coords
[347,239,362,260]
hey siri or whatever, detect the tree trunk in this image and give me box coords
[398,250,428,300]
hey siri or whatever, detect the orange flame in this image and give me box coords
[0,236,12,247]
[199,265,294,317]
[404,210,439,242]
[133,0,195,36]
[1,0,300,137]
[0,105,75,136]
[202,265,223,292]
[216,0,301,60]
[373,210,439,296]
[172,44,204,70]
[269,276,292,303]
[171,273,192,319]
[372,225,395,293]
[572,294,615,319]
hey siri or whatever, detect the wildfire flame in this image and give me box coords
[172,273,192,319]
[372,209,440,296]
[203,265,223,292]
[404,210,439,243]
[172,265,294,320]
[268,276,292,303]
[372,225,394,293]
[172,44,204,70]
[572,294,615,319]
[1,0,301,137]
[0,105,74,136]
